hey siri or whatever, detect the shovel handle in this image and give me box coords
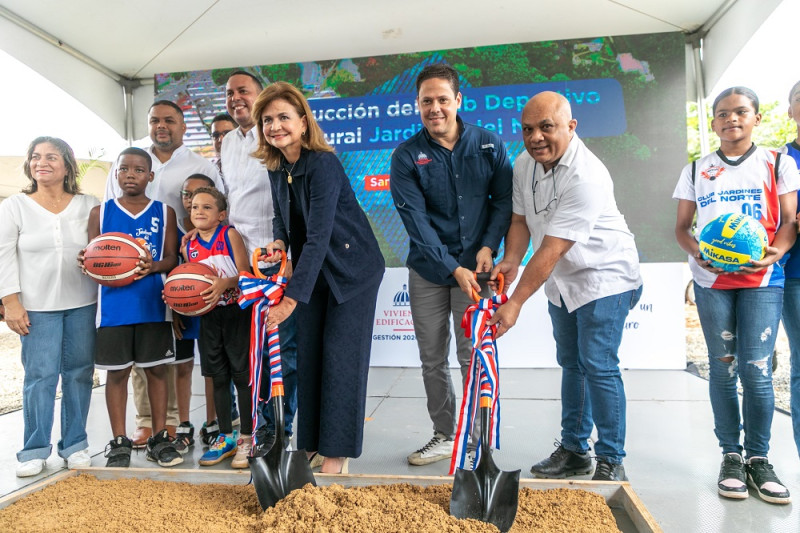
[252,248,287,279]
[272,383,284,399]
[472,272,504,302]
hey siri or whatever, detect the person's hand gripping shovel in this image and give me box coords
[449,271,520,532]
[238,248,316,510]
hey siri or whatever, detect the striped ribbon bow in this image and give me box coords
[238,271,288,447]
[449,292,508,475]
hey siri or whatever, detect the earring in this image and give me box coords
[302,130,306,136]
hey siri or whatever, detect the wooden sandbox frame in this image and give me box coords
[0,467,661,532]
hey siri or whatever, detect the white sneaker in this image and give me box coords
[16,459,45,477]
[407,432,454,465]
[231,435,252,469]
[66,449,91,469]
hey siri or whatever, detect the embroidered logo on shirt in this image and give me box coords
[416,152,432,165]
[481,143,495,149]
[700,165,725,181]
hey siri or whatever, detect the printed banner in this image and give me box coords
[370,264,685,369]
[157,33,688,369]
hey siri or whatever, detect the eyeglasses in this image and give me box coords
[211,131,230,140]
[180,190,193,198]
[532,165,558,214]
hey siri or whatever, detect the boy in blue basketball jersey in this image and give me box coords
[81,147,180,468]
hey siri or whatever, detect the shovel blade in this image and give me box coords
[250,446,317,510]
[450,456,521,533]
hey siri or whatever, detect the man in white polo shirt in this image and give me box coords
[221,71,298,452]
[489,91,642,482]
[104,100,221,448]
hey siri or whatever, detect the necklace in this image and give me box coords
[35,192,68,211]
[284,159,298,184]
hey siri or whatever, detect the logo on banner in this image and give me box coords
[373,282,415,341]
[393,284,410,306]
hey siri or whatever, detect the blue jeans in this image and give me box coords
[18,304,96,462]
[257,263,298,436]
[780,278,800,458]
[548,286,642,464]
[694,283,781,458]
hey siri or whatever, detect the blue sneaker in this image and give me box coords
[199,434,237,466]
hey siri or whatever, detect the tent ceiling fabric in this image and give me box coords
[0,0,782,140]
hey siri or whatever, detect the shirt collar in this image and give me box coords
[147,143,187,166]
[534,134,580,182]
[236,126,257,141]
[556,133,580,170]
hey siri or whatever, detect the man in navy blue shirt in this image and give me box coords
[390,64,512,466]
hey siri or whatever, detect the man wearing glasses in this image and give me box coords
[103,100,221,448]
[210,113,237,174]
[489,91,642,482]
[390,64,512,466]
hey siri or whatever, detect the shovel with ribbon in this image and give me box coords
[449,271,520,533]
[238,248,316,510]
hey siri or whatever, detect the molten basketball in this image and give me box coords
[164,263,217,316]
[83,232,146,287]
[698,213,769,272]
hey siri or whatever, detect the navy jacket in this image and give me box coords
[269,149,385,304]
[390,117,512,286]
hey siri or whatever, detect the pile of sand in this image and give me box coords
[0,475,620,533]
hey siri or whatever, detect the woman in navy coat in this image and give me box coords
[252,82,385,474]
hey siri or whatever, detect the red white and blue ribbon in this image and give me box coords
[449,292,508,475]
[238,271,287,447]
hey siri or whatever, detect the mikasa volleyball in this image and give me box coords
[698,213,768,272]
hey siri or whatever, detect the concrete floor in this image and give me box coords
[1,367,799,532]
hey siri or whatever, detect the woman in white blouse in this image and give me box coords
[0,137,99,477]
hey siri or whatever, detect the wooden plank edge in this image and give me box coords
[607,483,663,533]
[0,470,77,509]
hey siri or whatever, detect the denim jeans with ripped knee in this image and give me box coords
[694,282,782,458]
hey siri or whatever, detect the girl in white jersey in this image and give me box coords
[674,87,800,505]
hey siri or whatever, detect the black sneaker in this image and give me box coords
[199,420,220,447]
[253,426,276,456]
[717,452,748,499]
[746,457,791,504]
[104,435,132,468]
[530,442,593,478]
[592,459,627,481]
[146,429,183,467]
[174,422,195,455]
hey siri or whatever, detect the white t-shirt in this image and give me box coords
[104,144,221,221]
[0,194,99,311]
[220,126,274,257]
[672,145,800,289]
[512,134,642,312]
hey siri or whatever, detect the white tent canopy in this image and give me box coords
[0,0,783,142]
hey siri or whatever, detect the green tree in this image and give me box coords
[77,148,106,186]
[323,68,355,93]
[687,100,795,161]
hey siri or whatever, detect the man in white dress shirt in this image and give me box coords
[221,71,298,451]
[104,100,221,447]
[489,91,642,482]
